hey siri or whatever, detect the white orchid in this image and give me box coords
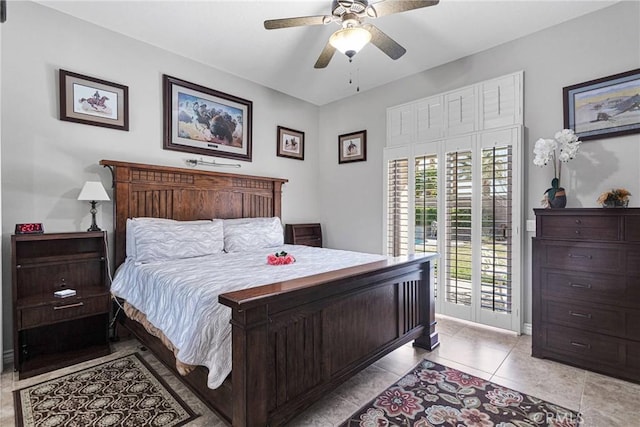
[533,129,581,185]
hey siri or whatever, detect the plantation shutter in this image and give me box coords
[415,154,438,296]
[387,158,409,256]
[445,149,473,306]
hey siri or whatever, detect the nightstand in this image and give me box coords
[12,231,111,378]
[285,223,322,247]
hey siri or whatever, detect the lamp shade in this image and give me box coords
[77,181,110,201]
[329,26,371,58]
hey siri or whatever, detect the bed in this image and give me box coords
[100,159,439,427]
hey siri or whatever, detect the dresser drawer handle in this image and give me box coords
[568,253,592,259]
[575,219,582,224]
[575,230,581,235]
[569,311,592,319]
[570,341,591,349]
[569,282,592,289]
[53,302,84,310]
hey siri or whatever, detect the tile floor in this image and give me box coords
[2,315,639,426]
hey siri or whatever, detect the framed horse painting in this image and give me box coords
[59,70,129,131]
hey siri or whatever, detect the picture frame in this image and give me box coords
[163,75,252,162]
[276,126,305,160]
[59,69,129,131]
[563,68,640,141]
[338,130,367,164]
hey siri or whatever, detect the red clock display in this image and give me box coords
[15,223,44,234]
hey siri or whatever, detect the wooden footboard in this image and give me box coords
[219,254,438,427]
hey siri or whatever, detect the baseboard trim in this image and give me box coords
[522,322,532,335]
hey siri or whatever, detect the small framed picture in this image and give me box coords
[59,69,129,131]
[276,126,305,160]
[338,130,367,164]
[563,68,640,141]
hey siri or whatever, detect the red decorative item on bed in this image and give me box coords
[100,159,439,427]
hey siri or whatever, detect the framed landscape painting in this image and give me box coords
[338,130,367,164]
[163,75,253,162]
[276,126,304,160]
[563,68,640,141]
[59,70,129,131]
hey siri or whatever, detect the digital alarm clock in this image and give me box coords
[15,223,44,234]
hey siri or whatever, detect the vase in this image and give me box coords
[548,188,567,208]
[603,200,628,208]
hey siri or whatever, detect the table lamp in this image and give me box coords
[77,181,110,232]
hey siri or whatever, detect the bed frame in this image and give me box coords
[100,159,439,427]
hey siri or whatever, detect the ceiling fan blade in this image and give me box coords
[264,15,329,30]
[314,42,336,69]
[362,24,406,60]
[366,0,439,18]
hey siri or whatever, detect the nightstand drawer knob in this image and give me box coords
[53,302,84,310]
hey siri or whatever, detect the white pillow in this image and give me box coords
[127,218,223,262]
[223,217,284,252]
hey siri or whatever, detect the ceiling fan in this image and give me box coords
[264,0,439,69]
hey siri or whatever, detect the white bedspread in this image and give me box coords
[110,244,386,388]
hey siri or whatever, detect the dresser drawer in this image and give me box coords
[542,325,623,365]
[541,243,623,273]
[625,217,640,242]
[540,269,630,305]
[539,215,620,241]
[543,300,623,336]
[19,295,110,330]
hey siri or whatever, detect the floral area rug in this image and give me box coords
[13,353,198,427]
[339,359,580,427]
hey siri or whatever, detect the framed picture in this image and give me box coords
[163,75,252,162]
[59,70,129,131]
[563,68,640,141]
[338,130,367,164]
[276,126,304,160]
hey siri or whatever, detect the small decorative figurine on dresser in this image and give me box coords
[533,129,581,208]
[597,188,631,207]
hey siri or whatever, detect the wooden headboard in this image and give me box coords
[99,160,288,267]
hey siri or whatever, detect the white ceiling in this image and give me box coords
[36,0,619,105]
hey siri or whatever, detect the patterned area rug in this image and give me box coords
[340,359,581,426]
[13,353,198,427]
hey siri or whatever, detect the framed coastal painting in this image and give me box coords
[338,130,367,164]
[59,70,129,131]
[563,68,640,141]
[276,126,304,160]
[163,75,253,162]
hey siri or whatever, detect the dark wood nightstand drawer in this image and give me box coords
[539,215,620,240]
[19,294,110,330]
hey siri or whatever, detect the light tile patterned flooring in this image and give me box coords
[2,314,639,426]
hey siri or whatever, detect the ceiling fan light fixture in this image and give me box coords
[329,26,371,58]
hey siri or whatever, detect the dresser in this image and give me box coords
[532,208,640,382]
